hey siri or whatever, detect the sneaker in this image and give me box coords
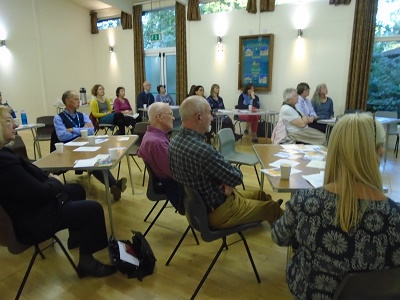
[244,129,249,134]
[77,260,117,278]
[252,138,259,143]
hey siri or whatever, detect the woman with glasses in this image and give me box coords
[155,85,174,106]
[271,113,400,299]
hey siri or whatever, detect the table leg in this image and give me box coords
[260,172,264,190]
[102,170,115,235]
[31,128,42,159]
[126,154,134,195]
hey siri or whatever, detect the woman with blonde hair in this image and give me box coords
[271,113,400,299]
[311,83,334,119]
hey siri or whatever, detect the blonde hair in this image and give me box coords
[209,84,219,97]
[0,106,12,146]
[325,113,384,232]
[311,83,326,105]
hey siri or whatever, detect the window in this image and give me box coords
[142,8,176,50]
[200,0,247,15]
[368,0,400,115]
[97,18,121,30]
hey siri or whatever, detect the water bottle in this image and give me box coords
[80,88,87,105]
[21,110,28,125]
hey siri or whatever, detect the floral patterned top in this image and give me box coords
[271,188,400,300]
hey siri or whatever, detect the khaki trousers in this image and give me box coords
[208,190,283,229]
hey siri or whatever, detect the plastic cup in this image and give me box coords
[248,105,253,112]
[108,148,119,160]
[55,143,64,154]
[87,136,96,146]
[81,130,88,139]
[143,104,147,110]
[280,163,292,179]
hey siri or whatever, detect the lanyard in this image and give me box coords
[63,111,81,128]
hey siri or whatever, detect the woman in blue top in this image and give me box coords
[237,83,261,143]
[207,84,242,141]
[311,83,334,119]
[155,85,174,106]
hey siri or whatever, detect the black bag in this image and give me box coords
[108,231,156,280]
[257,121,274,138]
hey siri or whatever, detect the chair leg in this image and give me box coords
[395,134,399,158]
[190,227,200,245]
[143,200,169,237]
[238,232,261,283]
[253,165,261,187]
[165,225,191,266]
[190,238,227,300]
[130,156,142,172]
[15,245,41,300]
[144,201,159,222]
[52,235,79,274]
[142,166,147,187]
[117,161,121,180]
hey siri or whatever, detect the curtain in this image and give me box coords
[246,0,257,14]
[187,0,201,21]
[121,11,132,30]
[345,0,378,110]
[260,0,275,12]
[90,11,98,34]
[133,6,145,102]
[176,2,188,104]
[329,0,351,5]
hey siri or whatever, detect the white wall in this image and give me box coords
[186,1,355,115]
[0,0,354,122]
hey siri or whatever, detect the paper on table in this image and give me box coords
[96,135,108,138]
[117,137,129,141]
[320,118,336,123]
[73,146,101,152]
[269,159,300,168]
[261,168,302,177]
[95,138,108,144]
[65,141,87,146]
[306,160,326,169]
[273,152,302,160]
[239,110,249,113]
[118,241,139,266]
[218,109,230,113]
[302,171,325,188]
[74,157,98,168]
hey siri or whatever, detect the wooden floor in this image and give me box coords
[1,130,399,300]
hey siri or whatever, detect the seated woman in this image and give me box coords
[311,83,334,119]
[237,83,261,143]
[271,113,400,299]
[279,88,326,145]
[90,84,135,135]
[113,86,140,128]
[206,84,242,141]
[0,106,116,278]
[155,85,174,106]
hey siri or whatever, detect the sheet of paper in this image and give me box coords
[302,153,326,161]
[306,160,326,169]
[73,146,101,152]
[302,171,325,188]
[96,135,108,138]
[95,138,108,144]
[218,109,230,113]
[269,159,300,168]
[117,137,129,141]
[320,118,336,123]
[261,168,302,177]
[65,141,87,146]
[238,110,249,113]
[273,152,302,160]
[74,157,98,168]
[118,241,139,266]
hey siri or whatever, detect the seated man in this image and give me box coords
[53,90,127,201]
[137,102,182,211]
[280,88,327,146]
[0,106,116,277]
[168,96,283,229]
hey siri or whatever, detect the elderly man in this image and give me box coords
[280,88,327,145]
[137,81,155,119]
[137,102,182,211]
[168,96,283,229]
[53,90,127,201]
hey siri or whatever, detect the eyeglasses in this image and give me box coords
[159,112,173,117]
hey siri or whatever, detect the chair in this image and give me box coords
[34,116,55,159]
[166,186,261,300]
[172,108,182,132]
[0,205,78,300]
[5,134,33,162]
[89,113,115,135]
[332,267,400,300]
[375,111,399,158]
[233,105,247,134]
[217,128,260,189]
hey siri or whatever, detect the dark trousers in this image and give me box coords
[54,184,108,255]
[159,178,182,210]
[91,170,117,187]
[113,112,138,135]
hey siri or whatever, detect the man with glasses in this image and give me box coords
[296,82,318,123]
[138,102,183,211]
[169,96,284,229]
[137,81,155,119]
[0,91,16,118]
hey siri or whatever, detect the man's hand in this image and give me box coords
[308,116,315,123]
[220,184,234,196]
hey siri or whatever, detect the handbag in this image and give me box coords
[108,231,156,280]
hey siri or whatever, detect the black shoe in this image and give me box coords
[252,138,259,143]
[244,129,249,134]
[67,237,79,250]
[277,199,284,207]
[77,261,117,278]
[110,178,127,201]
[234,133,243,141]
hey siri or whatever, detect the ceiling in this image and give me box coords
[67,0,138,13]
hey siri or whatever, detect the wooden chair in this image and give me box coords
[0,205,78,300]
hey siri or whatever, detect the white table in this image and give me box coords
[16,123,45,159]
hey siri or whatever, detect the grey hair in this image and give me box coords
[180,96,209,121]
[283,88,296,102]
[61,90,74,104]
[148,102,169,122]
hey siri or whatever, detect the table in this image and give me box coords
[34,135,138,234]
[215,109,279,137]
[375,116,400,163]
[16,123,45,159]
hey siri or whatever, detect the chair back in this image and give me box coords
[0,205,31,254]
[333,267,400,300]
[375,111,399,134]
[50,130,60,152]
[36,116,55,140]
[217,128,236,157]
[5,135,30,161]
[172,108,182,131]
[144,162,167,201]
[133,122,149,145]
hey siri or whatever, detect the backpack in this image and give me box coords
[108,231,156,280]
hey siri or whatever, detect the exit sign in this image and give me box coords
[150,33,161,42]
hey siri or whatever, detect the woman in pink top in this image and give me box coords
[113,87,133,114]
